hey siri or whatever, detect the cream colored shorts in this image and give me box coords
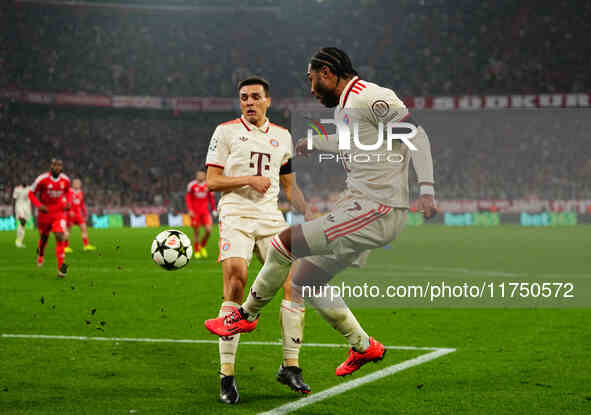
[217,215,289,264]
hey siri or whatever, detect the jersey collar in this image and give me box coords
[48,172,62,182]
[339,76,361,108]
[240,115,270,133]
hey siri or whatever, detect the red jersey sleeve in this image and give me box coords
[28,189,41,208]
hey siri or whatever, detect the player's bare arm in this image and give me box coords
[206,166,270,195]
[279,173,313,221]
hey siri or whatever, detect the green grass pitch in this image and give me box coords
[1,225,590,414]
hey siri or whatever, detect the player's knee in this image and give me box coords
[279,225,311,258]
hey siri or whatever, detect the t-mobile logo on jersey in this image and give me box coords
[306,116,418,164]
[250,151,271,176]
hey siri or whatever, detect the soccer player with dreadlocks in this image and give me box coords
[205,47,436,377]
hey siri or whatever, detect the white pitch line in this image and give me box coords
[257,348,456,415]
[0,334,450,351]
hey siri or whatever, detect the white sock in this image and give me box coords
[280,299,305,365]
[218,301,240,374]
[305,285,370,352]
[16,223,25,244]
[242,235,293,317]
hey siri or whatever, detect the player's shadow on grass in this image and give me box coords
[231,391,305,405]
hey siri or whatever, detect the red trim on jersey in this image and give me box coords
[239,117,251,131]
[206,163,225,169]
[399,112,411,122]
[264,125,270,133]
[342,77,361,108]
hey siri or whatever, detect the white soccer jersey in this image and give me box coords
[13,185,32,219]
[13,185,31,207]
[206,115,293,220]
[314,76,425,208]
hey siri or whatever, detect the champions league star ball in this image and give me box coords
[151,229,193,270]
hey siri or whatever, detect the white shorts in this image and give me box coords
[15,204,32,221]
[217,215,289,264]
[301,196,408,274]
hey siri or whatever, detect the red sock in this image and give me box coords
[194,241,200,252]
[200,233,210,248]
[38,236,48,257]
[65,239,70,247]
[56,240,66,268]
[83,237,89,246]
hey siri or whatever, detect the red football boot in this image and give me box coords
[336,337,386,376]
[204,307,258,337]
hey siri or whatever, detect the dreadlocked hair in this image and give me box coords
[309,47,358,78]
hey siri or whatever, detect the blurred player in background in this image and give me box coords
[205,48,436,377]
[64,178,96,253]
[186,170,217,259]
[28,158,72,278]
[205,77,313,403]
[13,181,32,248]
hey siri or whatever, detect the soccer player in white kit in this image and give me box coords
[205,48,437,377]
[13,182,32,248]
[205,77,313,403]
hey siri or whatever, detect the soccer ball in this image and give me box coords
[151,229,193,270]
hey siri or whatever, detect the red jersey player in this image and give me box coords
[186,169,217,258]
[65,178,96,253]
[28,158,72,278]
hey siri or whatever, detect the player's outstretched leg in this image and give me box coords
[293,260,386,376]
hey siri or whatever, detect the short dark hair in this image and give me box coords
[310,47,358,78]
[238,76,270,96]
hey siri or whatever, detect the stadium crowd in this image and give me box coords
[1,0,589,211]
[1,106,590,211]
[1,0,589,98]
